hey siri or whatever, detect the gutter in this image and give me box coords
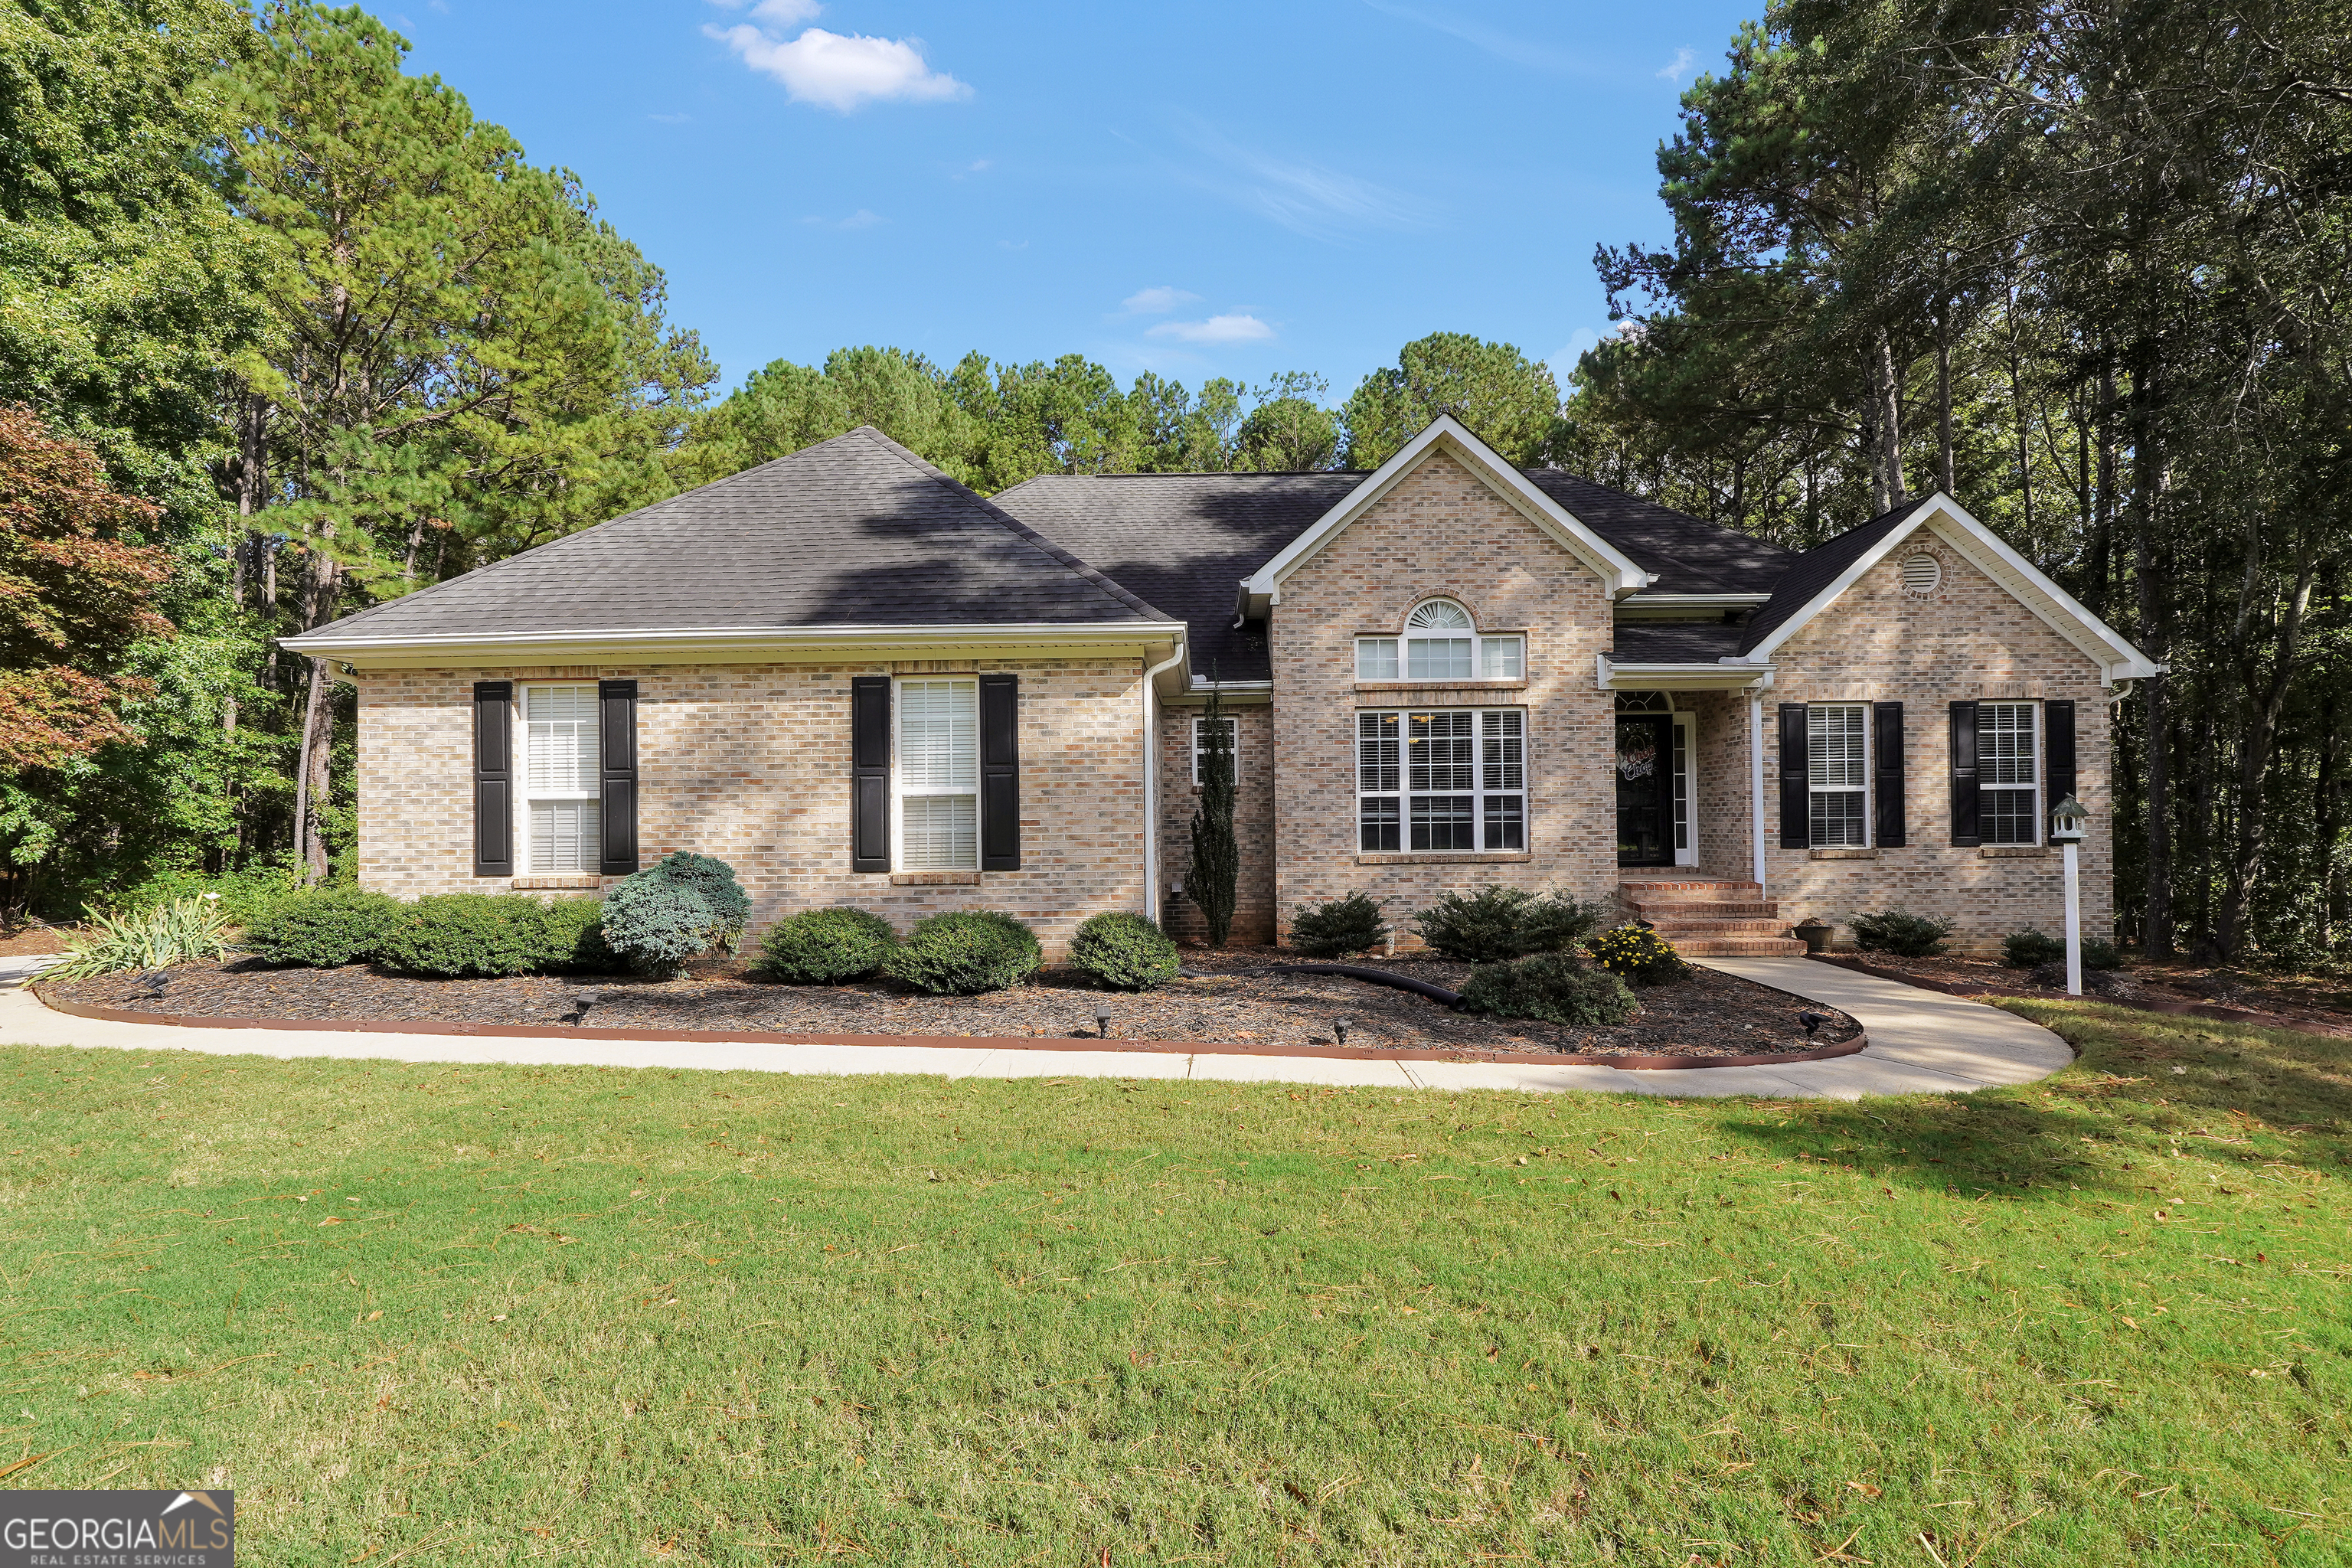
[279,619,1184,669]
[1139,642,1189,920]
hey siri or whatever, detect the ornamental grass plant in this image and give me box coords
[47,896,231,978]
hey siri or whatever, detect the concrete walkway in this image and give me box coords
[0,952,2071,1100]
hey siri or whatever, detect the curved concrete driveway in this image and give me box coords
[0,953,2069,1100]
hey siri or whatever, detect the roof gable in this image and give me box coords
[1740,492,2161,687]
[291,426,1172,655]
[1240,416,1651,604]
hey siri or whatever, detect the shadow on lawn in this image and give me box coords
[1717,1000,2352,1201]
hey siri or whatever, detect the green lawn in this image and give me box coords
[2,1001,2346,1566]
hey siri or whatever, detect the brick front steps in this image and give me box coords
[1621,877,1806,957]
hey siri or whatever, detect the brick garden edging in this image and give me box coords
[31,989,1869,1073]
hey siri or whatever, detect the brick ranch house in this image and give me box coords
[285,415,2159,959]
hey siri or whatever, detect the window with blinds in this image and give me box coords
[1808,703,1870,847]
[1357,707,1526,851]
[898,678,978,869]
[523,684,601,873]
[1980,701,2040,844]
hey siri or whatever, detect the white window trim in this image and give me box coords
[1354,599,1525,683]
[1356,706,1528,854]
[1671,710,1697,866]
[1807,701,1873,849]
[1979,699,2043,846]
[891,675,982,872]
[518,682,601,876]
[1191,714,1240,786]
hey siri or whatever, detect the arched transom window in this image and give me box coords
[1356,599,1524,681]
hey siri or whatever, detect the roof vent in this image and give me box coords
[1900,554,1942,596]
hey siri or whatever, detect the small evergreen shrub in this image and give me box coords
[1459,953,1637,1027]
[2003,928,2066,969]
[756,907,899,984]
[1412,886,1605,962]
[1850,907,1953,957]
[381,894,553,978]
[884,910,1042,995]
[50,897,233,978]
[241,887,405,968]
[603,852,751,975]
[1069,911,1180,991]
[2082,937,2124,971]
[1287,893,1387,959]
[538,897,619,974]
[1586,923,1691,986]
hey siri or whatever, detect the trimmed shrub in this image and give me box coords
[1412,886,1606,962]
[2082,937,2124,971]
[1459,953,1637,1027]
[241,887,404,968]
[2003,928,2066,969]
[381,894,554,978]
[1586,923,1690,986]
[1288,893,1387,959]
[1850,907,1953,957]
[603,852,751,975]
[539,897,620,974]
[50,897,232,978]
[884,911,1042,995]
[757,907,898,984]
[1069,911,1180,991]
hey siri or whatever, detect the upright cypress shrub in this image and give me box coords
[1187,685,1240,946]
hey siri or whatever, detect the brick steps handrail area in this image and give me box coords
[1621,876,1805,957]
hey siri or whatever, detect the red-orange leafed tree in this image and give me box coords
[0,406,175,771]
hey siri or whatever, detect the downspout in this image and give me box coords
[1141,644,1187,917]
[1748,691,1768,893]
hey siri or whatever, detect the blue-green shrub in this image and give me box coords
[602,853,751,975]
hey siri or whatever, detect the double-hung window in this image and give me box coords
[897,678,978,870]
[1355,599,1524,681]
[523,684,600,873]
[1807,703,1870,847]
[1979,701,2040,844]
[1191,714,1238,786]
[1357,708,1525,851]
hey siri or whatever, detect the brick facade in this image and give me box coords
[355,655,1150,959]
[1670,533,2115,955]
[1264,450,1620,946]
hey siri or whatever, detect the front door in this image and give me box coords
[1615,714,1673,867]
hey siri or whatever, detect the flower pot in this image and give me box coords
[1793,918,1833,955]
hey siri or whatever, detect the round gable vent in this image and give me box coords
[1900,554,1942,595]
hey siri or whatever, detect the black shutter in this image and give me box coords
[979,672,1021,871]
[1949,700,1981,846]
[2045,700,2076,812]
[1778,702,1810,850]
[472,681,513,877]
[851,676,890,873]
[598,679,639,876]
[1873,701,1906,848]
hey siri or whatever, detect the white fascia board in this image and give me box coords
[280,619,1186,671]
[1614,592,1771,619]
[1597,653,1774,691]
[1239,415,1651,602]
[1745,493,2162,688]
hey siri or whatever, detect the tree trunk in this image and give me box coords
[1936,303,1955,495]
[2132,410,2173,958]
[1864,328,1908,512]
[2214,541,2318,956]
[291,552,341,884]
[2319,678,2341,950]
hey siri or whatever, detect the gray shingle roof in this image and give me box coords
[1738,501,1919,654]
[1608,621,1747,663]
[990,471,1362,681]
[994,467,1798,681]
[298,426,1171,645]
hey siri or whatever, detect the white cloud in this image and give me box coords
[1657,47,1697,83]
[1147,313,1276,345]
[1361,0,1580,73]
[802,208,885,229]
[704,5,969,113]
[1178,121,1434,240]
[1120,286,1200,316]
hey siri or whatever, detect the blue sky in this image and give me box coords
[394,0,1757,401]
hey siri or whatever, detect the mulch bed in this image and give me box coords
[1815,951,2352,1040]
[38,950,1859,1059]
[0,922,70,958]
